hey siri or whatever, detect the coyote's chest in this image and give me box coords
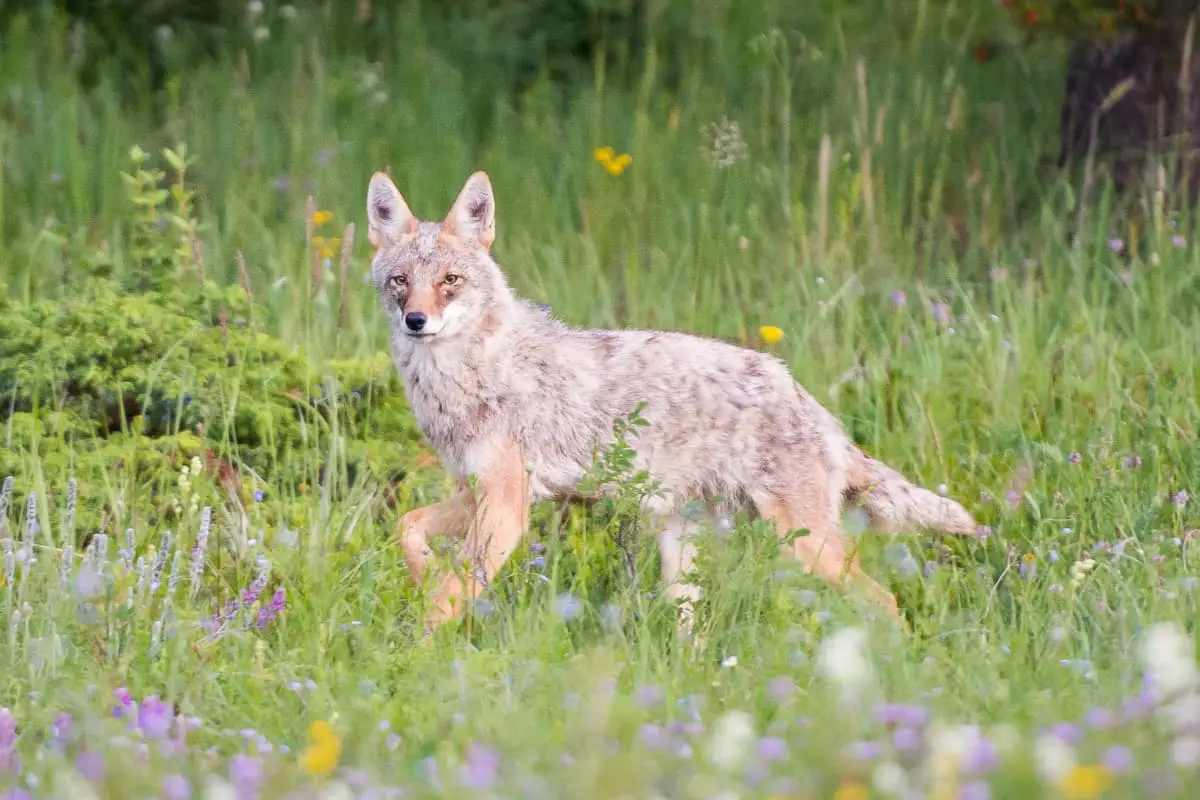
[394,340,508,476]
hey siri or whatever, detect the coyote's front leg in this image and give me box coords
[397,481,474,586]
[425,435,531,632]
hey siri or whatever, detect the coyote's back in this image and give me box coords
[366,168,980,632]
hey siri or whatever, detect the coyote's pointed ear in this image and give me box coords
[366,171,417,249]
[443,171,495,250]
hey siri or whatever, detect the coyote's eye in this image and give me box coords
[387,274,407,292]
[442,274,461,286]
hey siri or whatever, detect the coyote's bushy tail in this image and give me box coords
[847,449,980,536]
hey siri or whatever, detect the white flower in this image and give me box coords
[707,710,755,773]
[1033,733,1076,784]
[721,655,738,668]
[1139,622,1197,698]
[202,776,237,800]
[1070,558,1096,587]
[872,760,909,796]
[252,25,270,42]
[247,1,264,18]
[817,626,874,700]
[1171,737,1200,769]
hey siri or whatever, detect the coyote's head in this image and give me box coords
[366,170,506,342]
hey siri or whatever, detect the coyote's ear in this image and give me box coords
[366,171,417,249]
[443,171,495,250]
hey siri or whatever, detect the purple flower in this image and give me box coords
[639,724,670,750]
[1103,745,1134,773]
[960,780,991,800]
[1172,234,1187,248]
[1068,451,1083,465]
[253,489,265,503]
[1084,707,1114,729]
[843,740,884,761]
[458,741,499,790]
[112,687,134,719]
[1048,722,1082,746]
[229,753,263,795]
[1122,454,1143,470]
[137,695,174,739]
[0,710,18,773]
[254,588,287,629]
[162,774,192,800]
[75,751,106,781]
[554,593,583,621]
[766,676,795,701]
[756,736,788,762]
[892,726,922,753]
[1109,237,1125,254]
[961,735,999,774]
[634,684,664,708]
[875,703,928,728]
[889,289,907,309]
[1171,489,1189,509]
[1019,557,1037,580]
[929,301,953,326]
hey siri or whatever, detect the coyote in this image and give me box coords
[366,170,980,635]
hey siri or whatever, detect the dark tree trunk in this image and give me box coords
[1057,7,1200,205]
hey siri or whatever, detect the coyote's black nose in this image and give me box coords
[404,311,427,332]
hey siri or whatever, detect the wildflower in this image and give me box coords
[458,741,499,790]
[162,775,191,800]
[1139,622,1197,699]
[554,592,583,621]
[312,210,334,226]
[1067,451,1082,465]
[593,146,633,176]
[708,710,755,773]
[759,325,784,344]
[701,115,749,168]
[1121,454,1142,470]
[229,754,262,796]
[75,751,105,781]
[604,153,632,176]
[311,236,341,260]
[817,627,874,701]
[1102,745,1133,773]
[1171,489,1189,509]
[137,696,174,739]
[1019,553,1037,580]
[640,723,670,750]
[889,289,907,309]
[1172,234,1187,248]
[833,779,870,800]
[252,25,270,42]
[1034,733,1077,784]
[634,684,664,708]
[1108,238,1125,254]
[299,720,342,778]
[1070,558,1096,588]
[756,735,788,761]
[1060,764,1114,799]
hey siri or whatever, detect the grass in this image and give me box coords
[2,1,1200,798]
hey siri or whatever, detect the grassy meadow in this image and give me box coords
[2,1,1199,798]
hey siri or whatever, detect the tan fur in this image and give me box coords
[367,170,982,637]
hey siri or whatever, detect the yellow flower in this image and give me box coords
[299,720,342,778]
[312,236,341,260]
[668,108,681,131]
[833,779,869,800]
[593,146,632,176]
[1061,764,1115,800]
[603,153,632,176]
[759,325,784,344]
[312,210,334,226]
